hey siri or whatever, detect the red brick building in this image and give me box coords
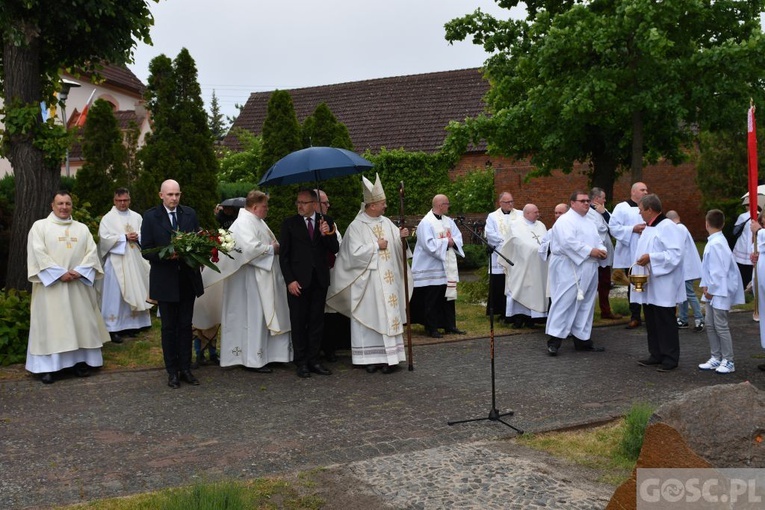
[225,68,706,239]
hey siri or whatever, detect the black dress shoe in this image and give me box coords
[309,363,332,376]
[365,365,380,373]
[297,366,311,378]
[249,366,273,373]
[427,330,442,338]
[40,373,54,384]
[657,364,678,372]
[74,362,90,377]
[637,357,661,367]
[109,333,124,344]
[167,373,180,389]
[547,345,558,356]
[381,365,400,374]
[179,370,200,385]
[445,328,467,335]
[208,354,220,366]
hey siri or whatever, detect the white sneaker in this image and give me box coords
[698,357,721,370]
[716,359,735,374]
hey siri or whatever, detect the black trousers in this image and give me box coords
[644,304,680,367]
[486,273,508,318]
[411,284,456,332]
[287,276,328,367]
[158,277,196,375]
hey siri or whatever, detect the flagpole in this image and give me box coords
[749,101,759,321]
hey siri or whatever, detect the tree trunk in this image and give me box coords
[630,110,644,183]
[590,150,618,206]
[3,27,60,291]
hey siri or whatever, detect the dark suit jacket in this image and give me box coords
[141,204,204,302]
[279,214,340,289]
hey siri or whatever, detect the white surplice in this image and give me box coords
[629,217,685,307]
[499,218,548,315]
[193,208,292,368]
[26,213,110,373]
[485,208,518,274]
[545,209,606,340]
[411,211,464,298]
[98,207,152,332]
[700,231,744,312]
[327,212,409,366]
[675,222,702,282]
[609,200,643,269]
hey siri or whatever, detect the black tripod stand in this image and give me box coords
[447,218,524,434]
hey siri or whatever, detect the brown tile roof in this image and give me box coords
[223,68,489,154]
[65,63,145,96]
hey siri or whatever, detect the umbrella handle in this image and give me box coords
[316,213,336,236]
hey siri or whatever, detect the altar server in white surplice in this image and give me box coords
[631,194,686,372]
[98,188,152,343]
[26,191,110,384]
[327,174,410,373]
[545,191,608,356]
[499,204,548,326]
[194,190,292,372]
[410,194,466,338]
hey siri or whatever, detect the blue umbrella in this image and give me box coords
[258,146,373,187]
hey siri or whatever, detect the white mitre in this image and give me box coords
[362,173,386,205]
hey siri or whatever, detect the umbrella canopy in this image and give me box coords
[258,146,373,187]
[220,197,246,208]
[741,184,765,210]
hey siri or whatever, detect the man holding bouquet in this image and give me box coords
[142,179,204,389]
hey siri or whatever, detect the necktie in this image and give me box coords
[306,217,314,238]
[170,211,177,230]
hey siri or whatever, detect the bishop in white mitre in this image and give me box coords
[98,189,152,342]
[327,174,410,373]
[26,191,110,383]
[193,190,292,371]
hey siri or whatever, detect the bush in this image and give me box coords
[619,402,655,461]
[457,269,488,305]
[459,243,489,271]
[0,288,31,366]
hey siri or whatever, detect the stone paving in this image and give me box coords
[1,310,764,509]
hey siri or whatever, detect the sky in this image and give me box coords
[127,0,525,121]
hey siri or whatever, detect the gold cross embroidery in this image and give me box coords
[379,249,391,261]
[388,293,399,308]
[57,229,78,249]
[391,317,401,331]
[383,269,395,285]
[372,224,384,239]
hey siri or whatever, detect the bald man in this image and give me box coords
[142,179,205,389]
[410,194,466,338]
[610,182,649,329]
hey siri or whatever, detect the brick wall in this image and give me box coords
[452,154,706,240]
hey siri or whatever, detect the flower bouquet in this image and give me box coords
[146,229,239,273]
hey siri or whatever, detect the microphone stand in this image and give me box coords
[447,217,523,434]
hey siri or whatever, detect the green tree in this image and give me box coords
[75,99,128,213]
[260,90,302,179]
[258,90,303,236]
[218,128,262,183]
[444,0,765,200]
[301,102,352,149]
[135,48,219,227]
[0,0,155,290]
[208,89,227,141]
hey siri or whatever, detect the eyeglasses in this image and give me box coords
[500,200,514,204]
[295,201,315,205]
[574,199,591,203]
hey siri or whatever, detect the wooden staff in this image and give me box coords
[399,181,414,371]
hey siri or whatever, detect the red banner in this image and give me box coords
[749,105,758,221]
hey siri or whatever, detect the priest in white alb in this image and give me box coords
[545,191,609,356]
[98,188,152,343]
[193,190,292,372]
[26,191,111,384]
[499,204,548,326]
[327,174,410,373]
[485,191,518,322]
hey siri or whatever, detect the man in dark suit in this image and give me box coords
[141,179,204,389]
[280,188,340,378]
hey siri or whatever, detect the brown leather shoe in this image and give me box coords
[625,319,641,329]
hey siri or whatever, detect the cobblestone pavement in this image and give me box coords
[1,310,764,509]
